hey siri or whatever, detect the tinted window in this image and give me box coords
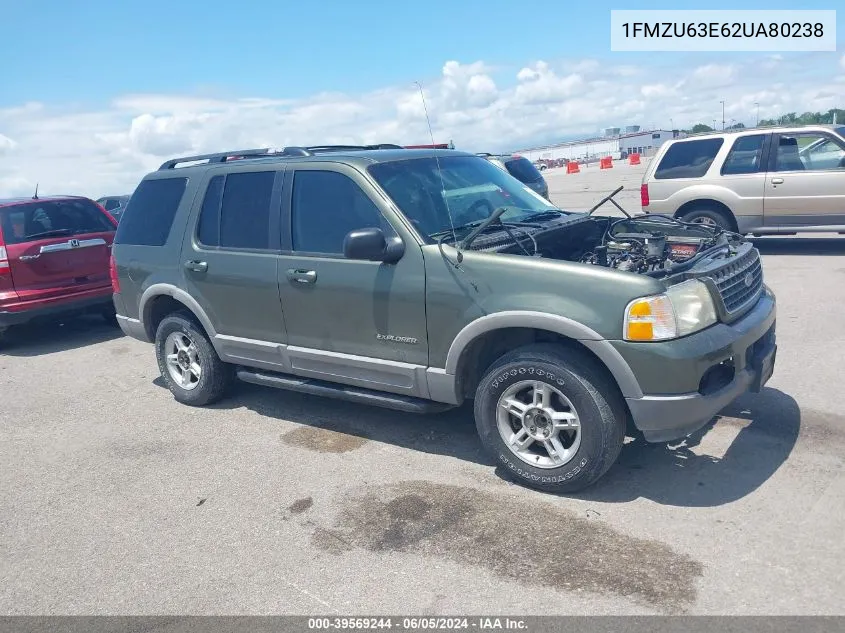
[219,171,275,250]
[115,177,187,246]
[721,134,766,175]
[291,170,385,255]
[196,175,224,247]
[654,138,724,179]
[504,157,542,182]
[0,199,115,245]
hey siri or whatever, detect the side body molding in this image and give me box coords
[425,310,644,405]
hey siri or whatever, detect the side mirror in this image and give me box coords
[343,227,404,264]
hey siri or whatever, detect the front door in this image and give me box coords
[763,130,845,226]
[276,164,429,397]
[179,165,289,369]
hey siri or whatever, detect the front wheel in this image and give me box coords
[155,312,233,406]
[474,344,626,493]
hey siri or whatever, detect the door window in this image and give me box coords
[195,171,276,250]
[290,170,388,255]
[721,134,767,175]
[776,133,845,171]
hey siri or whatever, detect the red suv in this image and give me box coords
[0,195,118,342]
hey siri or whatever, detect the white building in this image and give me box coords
[513,127,681,163]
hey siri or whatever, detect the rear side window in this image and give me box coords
[504,157,542,182]
[653,138,724,179]
[721,135,767,175]
[195,171,275,250]
[0,199,114,245]
[115,178,187,246]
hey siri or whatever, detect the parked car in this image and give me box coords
[112,144,776,493]
[640,124,845,234]
[478,153,550,200]
[0,195,119,342]
[96,194,132,221]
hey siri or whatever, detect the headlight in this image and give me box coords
[624,279,717,341]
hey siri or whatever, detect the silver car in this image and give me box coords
[640,124,845,235]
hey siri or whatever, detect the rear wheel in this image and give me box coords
[155,312,233,406]
[678,207,733,231]
[473,344,626,493]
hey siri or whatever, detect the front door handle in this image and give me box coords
[287,269,317,284]
[771,177,784,185]
[185,260,208,273]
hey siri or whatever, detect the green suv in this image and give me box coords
[111,145,777,492]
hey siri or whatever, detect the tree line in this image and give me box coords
[684,108,844,134]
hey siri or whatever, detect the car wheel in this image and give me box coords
[474,344,625,493]
[679,208,733,231]
[155,311,233,406]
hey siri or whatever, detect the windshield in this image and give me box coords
[504,156,543,183]
[368,155,560,241]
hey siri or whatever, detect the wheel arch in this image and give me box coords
[139,284,217,342]
[444,312,643,401]
[674,198,738,231]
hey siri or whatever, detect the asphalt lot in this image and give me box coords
[1,161,844,616]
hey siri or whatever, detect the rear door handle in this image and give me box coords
[287,269,317,284]
[771,177,784,184]
[184,260,208,272]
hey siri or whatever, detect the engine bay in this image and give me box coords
[473,212,746,279]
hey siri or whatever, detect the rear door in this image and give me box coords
[0,198,117,302]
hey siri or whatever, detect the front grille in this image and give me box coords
[710,247,763,314]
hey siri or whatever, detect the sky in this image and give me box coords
[0,0,843,197]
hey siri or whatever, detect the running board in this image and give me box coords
[235,368,455,414]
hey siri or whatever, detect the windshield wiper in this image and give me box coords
[520,209,566,222]
[21,229,73,240]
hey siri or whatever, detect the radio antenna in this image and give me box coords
[414,81,462,265]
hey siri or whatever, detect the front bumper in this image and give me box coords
[620,287,777,442]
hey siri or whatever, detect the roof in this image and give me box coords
[151,146,476,175]
[676,123,843,141]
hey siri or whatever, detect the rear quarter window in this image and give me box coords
[653,138,724,179]
[504,157,543,182]
[115,177,188,246]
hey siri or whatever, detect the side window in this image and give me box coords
[197,175,224,247]
[653,138,724,179]
[776,133,845,172]
[291,170,387,255]
[195,171,276,250]
[115,178,187,246]
[721,134,766,175]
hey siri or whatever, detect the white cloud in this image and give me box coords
[0,133,16,154]
[0,52,842,198]
[841,53,845,70]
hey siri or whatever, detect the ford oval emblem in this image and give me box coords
[744,272,754,288]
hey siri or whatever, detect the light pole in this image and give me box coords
[754,102,760,127]
[720,100,725,130]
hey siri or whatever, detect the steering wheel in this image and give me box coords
[457,198,495,225]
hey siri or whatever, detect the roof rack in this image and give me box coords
[157,144,407,170]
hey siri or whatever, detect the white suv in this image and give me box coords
[640,124,845,235]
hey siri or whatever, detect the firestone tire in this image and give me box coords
[154,311,233,407]
[473,344,626,493]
